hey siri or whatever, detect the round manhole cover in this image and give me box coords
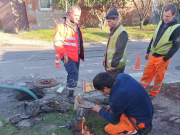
[34,79,59,88]
[175,66,180,71]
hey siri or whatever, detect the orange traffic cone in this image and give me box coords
[54,52,61,67]
[133,53,142,70]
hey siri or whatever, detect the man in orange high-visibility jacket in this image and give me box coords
[140,4,180,100]
[53,5,84,104]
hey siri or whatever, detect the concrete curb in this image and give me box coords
[0,39,151,47]
[83,39,151,46]
[128,39,151,42]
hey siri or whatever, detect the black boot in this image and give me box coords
[136,125,152,135]
[67,88,75,104]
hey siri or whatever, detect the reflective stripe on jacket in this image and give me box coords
[107,25,127,69]
[151,21,180,55]
[54,18,84,62]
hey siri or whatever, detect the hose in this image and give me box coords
[0,85,39,100]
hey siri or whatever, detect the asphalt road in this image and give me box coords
[0,41,180,135]
[0,41,180,90]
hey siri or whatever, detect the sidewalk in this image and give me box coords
[0,32,151,47]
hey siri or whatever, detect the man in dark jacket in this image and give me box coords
[102,7,128,105]
[140,4,180,99]
[93,72,153,135]
[103,7,128,79]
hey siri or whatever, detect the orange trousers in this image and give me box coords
[105,114,145,135]
[140,54,170,97]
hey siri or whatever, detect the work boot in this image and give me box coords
[67,88,75,104]
[102,97,109,105]
[135,125,152,135]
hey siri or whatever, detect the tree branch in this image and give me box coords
[132,0,142,20]
[140,0,145,10]
[94,9,102,22]
[143,0,152,20]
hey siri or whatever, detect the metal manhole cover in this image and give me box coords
[34,79,59,88]
[175,66,180,71]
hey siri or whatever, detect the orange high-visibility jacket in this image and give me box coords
[54,18,84,62]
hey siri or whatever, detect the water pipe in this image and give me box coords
[0,85,39,100]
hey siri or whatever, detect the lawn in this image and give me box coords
[17,24,157,42]
[0,105,108,135]
[0,26,3,32]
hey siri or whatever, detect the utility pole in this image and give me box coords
[65,0,68,12]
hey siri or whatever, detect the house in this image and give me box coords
[23,0,65,30]
[0,0,65,32]
[0,0,151,33]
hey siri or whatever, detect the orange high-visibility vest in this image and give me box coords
[54,19,84,62]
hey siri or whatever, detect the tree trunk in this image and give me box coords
[101,19,104,30]
[159,4,165,21]
[101,6,105,30]
[140,20,144,29]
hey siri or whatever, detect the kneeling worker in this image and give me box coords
[92,72,153,135]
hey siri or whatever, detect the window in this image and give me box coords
[38,0,52,11]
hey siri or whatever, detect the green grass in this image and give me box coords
[126,24,157,40]
[0,26,3,32]
[0,105,109,135]
[0,105,76,135]
[85,112,109,135]
[0,118,18,135]
[18,29,54,42]
[16,24,157,42]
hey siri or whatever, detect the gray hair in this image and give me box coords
[164,4,177,15]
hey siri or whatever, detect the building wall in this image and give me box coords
[0,0,16,32]
[29,9,65,30]
[23,0,151,30]
[11,0,29,32]
[0,0,29,32]
[24,0,65,30]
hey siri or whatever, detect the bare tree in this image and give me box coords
[55,0,128,30]
[132,0,152,29]
[84,0,128,30]
[157,0,173,21]
[157,0,180,21]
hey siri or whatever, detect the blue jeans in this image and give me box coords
[62,57,80,88]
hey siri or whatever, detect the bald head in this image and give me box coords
[70,4,81,12]
[69,4,81,24]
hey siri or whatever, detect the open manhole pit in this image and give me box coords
[18,94,44,101]
[16,88,46,102]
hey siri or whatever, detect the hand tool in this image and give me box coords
[59,121,72,129]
